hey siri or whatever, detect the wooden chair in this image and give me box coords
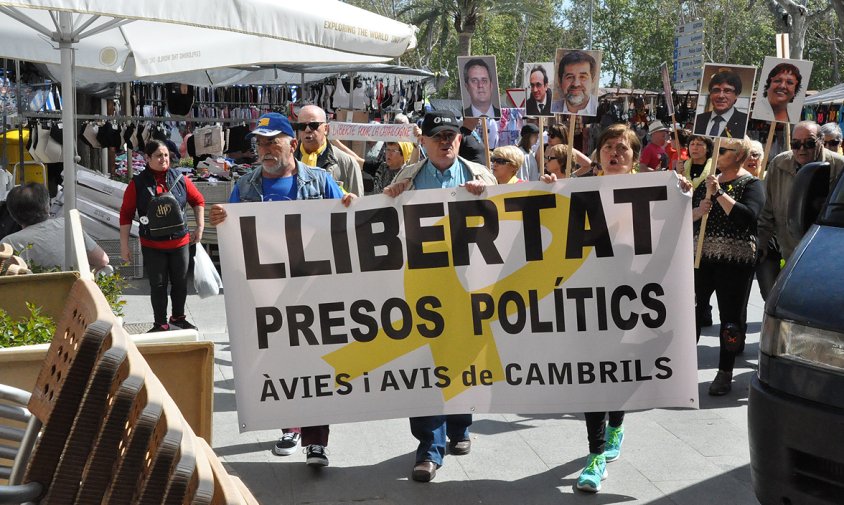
[1,278,260,504]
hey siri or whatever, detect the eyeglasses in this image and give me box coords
[255,137,283,148]
[384,148,403,154]
[825,140,841,148]
[710,86,736,95]
[718,147,737,155]
[748,152,762,159]
[293,121,324,131]
[790,138,818,150]
[430,131,458,143]
[490,157,511,165]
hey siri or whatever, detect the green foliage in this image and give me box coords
[0,303,56,348]
[18,246,127,317]
[96,272,128,317]
[350,0,843,96]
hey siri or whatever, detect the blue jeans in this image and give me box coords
[409,414,472,466]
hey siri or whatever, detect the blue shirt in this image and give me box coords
[413,158,471,190]
[229,174,344,202]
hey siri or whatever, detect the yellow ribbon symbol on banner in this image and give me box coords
[322,190,589,400]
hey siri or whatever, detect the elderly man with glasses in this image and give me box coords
[294,104,364,196]
[209,112,354,468]
[757,120,844,299]
[382,110,496,483]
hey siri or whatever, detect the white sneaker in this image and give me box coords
[273,432,300,456]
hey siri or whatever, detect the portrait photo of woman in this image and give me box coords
[751,57,813,124]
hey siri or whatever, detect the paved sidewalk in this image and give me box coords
[122,278,763,505]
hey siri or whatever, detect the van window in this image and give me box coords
[820,175,844,227]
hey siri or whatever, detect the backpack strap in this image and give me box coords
[146,172,183,197]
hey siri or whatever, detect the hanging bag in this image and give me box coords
[193,245,223,298]
[144,173,186,238]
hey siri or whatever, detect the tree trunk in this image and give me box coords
[457,30,473,56]
[512,16,531,88]
[831,0,844,82]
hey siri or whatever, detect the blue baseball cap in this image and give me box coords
[248,112,295,138]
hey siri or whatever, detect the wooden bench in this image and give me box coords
[0,279,257,504]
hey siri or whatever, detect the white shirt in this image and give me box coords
[704,107,736,137]
[518,146,539,181]
[469,104,497,118]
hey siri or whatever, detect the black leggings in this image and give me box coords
[142,244,190,325]
[585,411,624,455]
[694,261,755,372]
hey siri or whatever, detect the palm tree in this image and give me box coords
[403,0,547,59]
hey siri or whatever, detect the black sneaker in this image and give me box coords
[169,316,197,330]
[148,323,170,333]
[305,444,329,467]
[708,370,733,396]
[273,432,301,456]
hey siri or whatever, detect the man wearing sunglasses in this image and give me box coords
[757,120,844,299]
[382,110,496,483]
[294,104,364,197]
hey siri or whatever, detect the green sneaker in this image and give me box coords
[576,453,607,493]
[604,425,624,462]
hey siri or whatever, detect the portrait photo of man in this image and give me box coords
[550,49,602,117]
[458,56,501,119]
[524,62,554,116]
[751,56,813,125]
[693,64,757,139]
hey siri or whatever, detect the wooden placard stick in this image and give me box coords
[566,114,576,177]
[760,122,777,180]
[784,124,791,153]
[538,116,545,175]
[694,137,723,269]
[480,117,490,166]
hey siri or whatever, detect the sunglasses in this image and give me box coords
[790,138,818,150]
[490,157,511,165]
[293,121,324,131]
[718,147,737,155]
[825,140,841,148]
[544,155,562,162]
[430,131,458,143]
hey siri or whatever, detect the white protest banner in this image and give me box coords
[216,173,698,432]
[328,122,417,142]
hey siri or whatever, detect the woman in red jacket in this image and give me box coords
[120,140,205,332]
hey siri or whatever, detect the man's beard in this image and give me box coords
[262,158,285,174]
[566,91,586,106]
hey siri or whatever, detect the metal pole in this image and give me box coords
[16,59,23,168]
[59,11,78,270]
[2,57,6,172]
[587,0,594,50]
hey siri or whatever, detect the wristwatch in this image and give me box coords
[712,188,725,200]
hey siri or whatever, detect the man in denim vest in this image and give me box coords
[209,112,353,467]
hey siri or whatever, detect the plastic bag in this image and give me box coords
[193,245,222,298]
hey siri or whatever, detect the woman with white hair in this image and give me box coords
[821,122,843,155]
[743,139,764,177]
